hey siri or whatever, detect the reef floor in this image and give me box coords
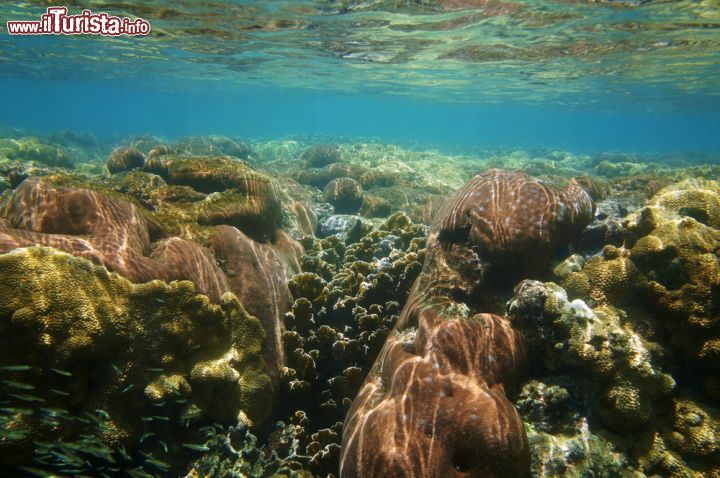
[1,130,719,478]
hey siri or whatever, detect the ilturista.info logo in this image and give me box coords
[7,6,151,36]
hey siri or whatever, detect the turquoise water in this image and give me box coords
[1,0,719,152]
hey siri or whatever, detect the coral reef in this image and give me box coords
[4,130,720,478]
[173,136,256,161]
[511,177,720,477]
[509,280,675,432]
[0,247,270,474]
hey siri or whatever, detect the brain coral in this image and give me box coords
[301,144,341,168]
[0,178,228,301]
[341,170,595,478]
[323,177,364,214]
[106,147,146,174]
[0,247,270,471]
[144,155,282,241]
[433,168,595,292]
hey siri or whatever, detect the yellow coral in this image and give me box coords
[0,246,271,466]
[651,178,720,228]
[562,247,638,306]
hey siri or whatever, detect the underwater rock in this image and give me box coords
[0,247,270,471]
[318,214,363,238]
[301,143,342,167]
[323,177,364,214]
[0,178,229,301]
[106,147,146,175]
[210,226,302,383]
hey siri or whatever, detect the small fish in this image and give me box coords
[32,456,51,465]
[147,368,164,372]
[139,432,155,444]
[83,412,103,424]
[39,418,60,427]
[111,364,122,375]
[2,379,35,390]
[152,415,170,421]
[175,398,188,404]
[0,406,34,415]
[39,407,70,417]
[127,467,154,478]
[145,457,170,472]
[95,409,110,420]
[0,365,32,372]
[140,416,153,422]
[182,443,210,452]
[50,449,83,466]
[8,393,44,403]
[50,368,73,377]
[18,467,56,477]
[1,430,28,440]
[158,440,168,454]
[49,388,70,396]
[117,445,130,461]
[122,384,134,393]
[152,401,166,407]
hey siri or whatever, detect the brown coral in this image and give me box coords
[432,168,595,293]
[323,177,364,214]
[301,144,341,168]
[0,178,228,301]
[210,226,302,382]
[341,170,594,478]
[106,147,146,174]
